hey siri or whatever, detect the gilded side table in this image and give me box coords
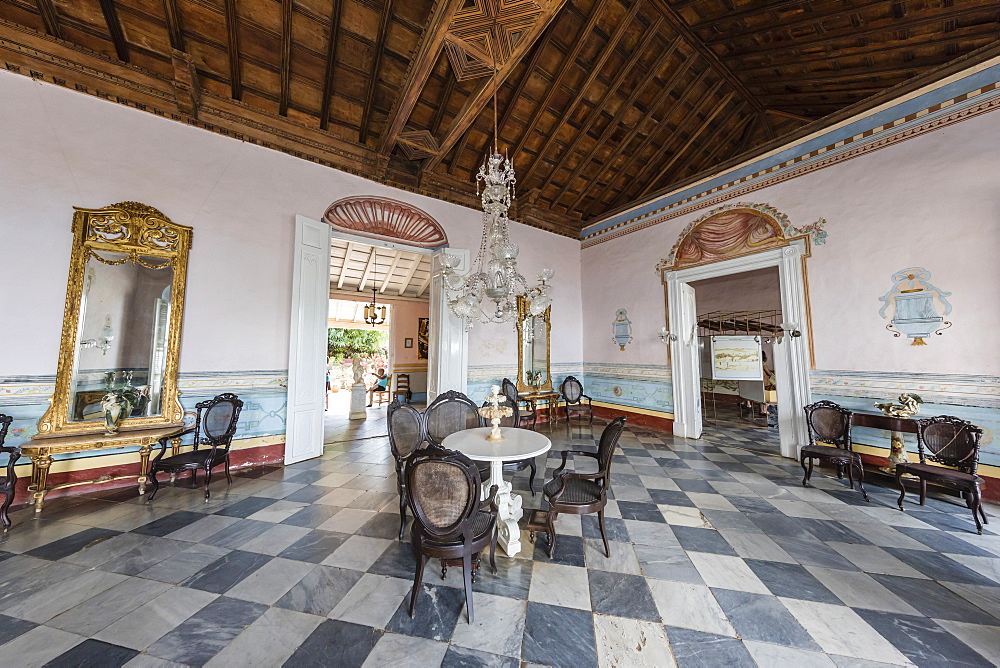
[520,390,560,424]
[24,424,184,513]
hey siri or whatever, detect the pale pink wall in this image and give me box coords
[0,71,583,377]
[388,301,429,366]
[582,108,1000,375]
[691,268,781,316]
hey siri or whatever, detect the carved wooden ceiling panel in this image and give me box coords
[0,0,996,237]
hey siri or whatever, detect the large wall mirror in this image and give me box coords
[516,296,552,392]
[36,202,192,437]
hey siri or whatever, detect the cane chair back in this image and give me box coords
[388,399,424,461]
[597,417,627,475]
[562,376,584,403]
[424,391,483,447]
[196,393,243,451]
[805,401,852,449]
[407,450,479,539]
[916,416,982,474]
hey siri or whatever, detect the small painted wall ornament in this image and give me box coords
[878,268,952,345]
[612,309,633,351]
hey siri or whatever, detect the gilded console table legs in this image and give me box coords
[138,444,152,495]
[170,436,181,483]
[28,454,53,513]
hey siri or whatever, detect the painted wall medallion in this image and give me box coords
[612,309,633,350]
[878,268,952,345]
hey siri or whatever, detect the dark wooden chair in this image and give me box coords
[503,378,537,430]
[0,414,19,530]
[149,393,243,501]
[406,448,498,624]
[559,375,593,424]
[425,390,486,486]
[542,417,626,559]
[481,394,537,496]
[388,398,426,539]
[897,415,988,534]
[800,400,869,502]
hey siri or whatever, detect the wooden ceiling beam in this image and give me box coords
[481,24,558,160]
[360,0,395,145]
[278,0,292,116]
[650,0,764,115]
[519,4,646,188]
[319,0,343,131]
[566,61,707,212]
[380,250,402,292]
[447,127,472,175]
[35,0,62,40]
[587,77,723,215]
[719,6,994,60]
[162,0,184,51]
[223,0,242,100]
[423,0,569,172]
[98,0,129,63]
[506,1,609,172]
[689,112,754,176]
[549,32,680,207]
[698,0,885,36]
[430,77,456,135]
[741,65,923,87]
[337,242,355,290]
[635,92,739,199]
[397,253,421,296]
[766,108,814,124]
[359,246,378,292]
[377,0,466,155]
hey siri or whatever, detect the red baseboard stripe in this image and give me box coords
[593,405,674,431]
[11,442,285,503]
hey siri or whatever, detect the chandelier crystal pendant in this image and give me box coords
[441,59,553,328]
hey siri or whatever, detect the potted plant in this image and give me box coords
[101,371,141,434]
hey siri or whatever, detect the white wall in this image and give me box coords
[0,71,583,380]
[582,109,1000,377]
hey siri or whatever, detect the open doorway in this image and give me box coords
[324,237,432,442]
[690,267,782,454]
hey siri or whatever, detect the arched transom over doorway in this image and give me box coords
[323,196,448,248]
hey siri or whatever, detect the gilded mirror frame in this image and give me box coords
[515,296,552,392]
[36,202,192,437]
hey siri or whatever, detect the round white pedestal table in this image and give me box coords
[442,427,551,557]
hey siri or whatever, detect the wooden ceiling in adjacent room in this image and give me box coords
[1,1,997,236]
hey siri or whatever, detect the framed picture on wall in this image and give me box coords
[710,335,763,381]
[404,338,413,348]
[417,318,429,360]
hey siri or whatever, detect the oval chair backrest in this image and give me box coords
[407,451,478,538]
[562,376,583,403]
[501,378,519,405]
[805,401,851,448]
[597,417,627,473]
[424,390,483,447]
[388,399,424,461]
[482,396,519,428]
[198,394,243,448]
[917,416,982,473]
[0,413,11,445]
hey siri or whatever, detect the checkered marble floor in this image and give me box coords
[0,414,998,667]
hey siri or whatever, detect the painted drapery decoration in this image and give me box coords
[657,202,827,273]
[878,267,953,345]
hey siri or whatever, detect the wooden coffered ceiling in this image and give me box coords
[0,1,997,237]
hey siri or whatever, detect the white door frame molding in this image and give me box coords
[285,214,469,463]
[664,239,811,459]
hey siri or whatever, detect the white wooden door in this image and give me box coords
[285,215,331,464]
[669,281,703,438]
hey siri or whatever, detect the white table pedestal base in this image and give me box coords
[488,460,524,557]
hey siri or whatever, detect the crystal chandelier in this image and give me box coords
[441,61,553,328]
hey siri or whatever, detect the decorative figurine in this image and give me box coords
[352,357,364,385]
[480,385,513,442]
[875,393,924,473]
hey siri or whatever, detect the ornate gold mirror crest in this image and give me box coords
[515,296,552,392]
[36,202,192,437]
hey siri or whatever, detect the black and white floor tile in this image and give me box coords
[0,407,997,667]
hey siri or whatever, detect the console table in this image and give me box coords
[851,410,918,473]
[520,390,560,424]
[24,424,185,513]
